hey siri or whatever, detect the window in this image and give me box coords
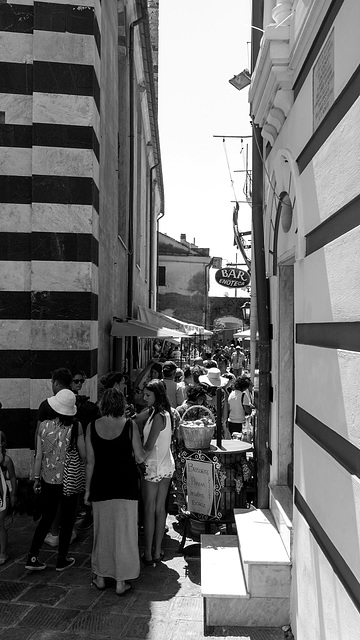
[158,266,166,286]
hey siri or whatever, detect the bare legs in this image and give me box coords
[141,477,171,561]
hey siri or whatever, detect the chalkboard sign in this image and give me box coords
[179,449,222,521]
[186,459,214,516]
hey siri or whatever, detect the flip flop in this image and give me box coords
[91,577,106,591]
[153,550,165,564]
[116,582,132,596]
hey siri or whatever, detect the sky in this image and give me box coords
[158,0,253,297]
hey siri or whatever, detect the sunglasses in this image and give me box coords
[73,378,85,384]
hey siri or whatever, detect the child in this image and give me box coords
[0,431,17,565]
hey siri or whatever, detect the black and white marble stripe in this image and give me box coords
[0,0,102,457]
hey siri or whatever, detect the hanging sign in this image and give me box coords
[186,459,214,516]
[215,268,250,289]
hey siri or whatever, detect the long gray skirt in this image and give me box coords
[92,499,140,582]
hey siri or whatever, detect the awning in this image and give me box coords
[233,329,251,339]
[137,306,182,331]
[163,314,213,337]
[111,317,187,339]
[138,305,213,337]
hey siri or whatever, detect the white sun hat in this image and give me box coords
[47,389,77,416]
[198,367,229,388]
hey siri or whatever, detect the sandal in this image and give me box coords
[153,550,165,564]
[116,582,132,596]
[141,554,155,566]
[91,576,106,591]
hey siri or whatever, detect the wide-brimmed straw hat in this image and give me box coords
[48,389,77,416]
[198,367,228,388]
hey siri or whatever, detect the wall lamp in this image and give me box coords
[229,69,251,91]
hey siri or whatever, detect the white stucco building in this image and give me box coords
[249,1,360,638]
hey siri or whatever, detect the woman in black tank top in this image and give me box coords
[84,388,145,595]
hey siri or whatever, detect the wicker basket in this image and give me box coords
[180,405,215,451]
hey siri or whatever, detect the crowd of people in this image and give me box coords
[0,343,255,595]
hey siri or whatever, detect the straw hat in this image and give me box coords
[48,389,77,416]
[198,367,228,388]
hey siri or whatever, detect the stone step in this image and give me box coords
[201,530,290,629]
[269,484,293,558]
[234,508,291,598]
[201,534,248,599]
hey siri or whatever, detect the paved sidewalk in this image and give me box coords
[0,511,285,640]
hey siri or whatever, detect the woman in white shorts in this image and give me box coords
[136,379,175,565]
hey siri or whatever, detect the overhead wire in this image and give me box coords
[222,137,240,204]
[221,137,251,271]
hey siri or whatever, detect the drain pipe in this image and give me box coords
[128,13,146,320]
[251,0,271,509]
[126,13,146,379]
[148,163,159,308]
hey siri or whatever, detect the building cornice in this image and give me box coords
[249,23,294,147]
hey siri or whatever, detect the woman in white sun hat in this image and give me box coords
[25,389,85,573]
[198,368,230,437]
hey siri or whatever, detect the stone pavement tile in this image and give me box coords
[72,535,93,555]
[125,590,172,619]
[28,633,81,640]
[169,595,203,621]
[0,579,29,601]
[90,587,136,613]
[0,602,31,626]
[0,627,33,639]
[20,568,59,584]
[133,570,177,594]
[68,610,128,635]
[121,616,176,639]
[170,619,204,639]
[146,618,178,640]
[18,605,80,631]
[54,567,90,587]
[0,562,34,581]
[161,575,201,597]
[17,583,69,606]
[121,613,151,637]
[72,553,91,568]
[57,584,101,610]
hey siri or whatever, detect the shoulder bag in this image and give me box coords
[63,422,85,496]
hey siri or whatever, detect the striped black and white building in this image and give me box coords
[0,0,162,474]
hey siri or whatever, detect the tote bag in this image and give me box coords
[63,425,85,496]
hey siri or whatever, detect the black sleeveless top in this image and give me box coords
[89,418,139,502]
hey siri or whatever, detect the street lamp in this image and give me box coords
[228,69,251,91]
[240,301,251,325]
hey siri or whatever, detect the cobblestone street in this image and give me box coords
[0,511,285,640]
